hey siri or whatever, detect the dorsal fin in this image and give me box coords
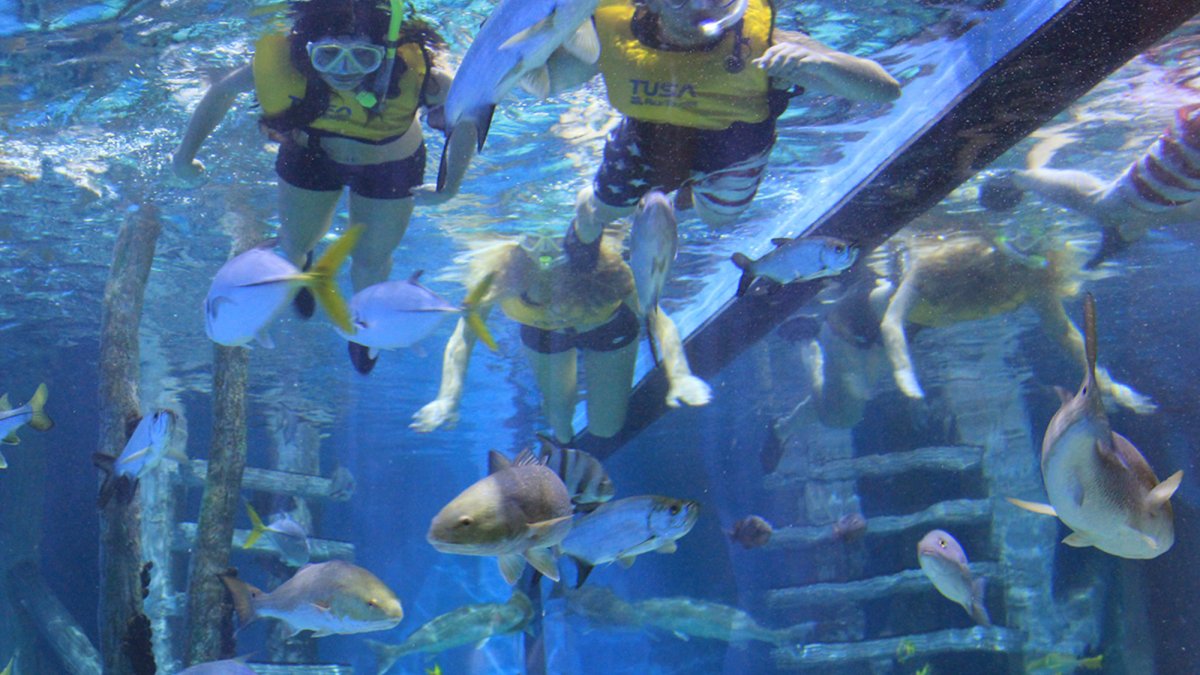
[488,450,510,474]
[1146,470,1184,510]
[408,270,425,283]
[513,449,543,467]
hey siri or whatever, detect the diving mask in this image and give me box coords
[307,38,386,76]
[519,233,567,270]
[662,0,749,38]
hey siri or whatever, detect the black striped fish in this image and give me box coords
[536,434,615,511]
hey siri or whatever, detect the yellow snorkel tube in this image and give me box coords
[357,0,405,111]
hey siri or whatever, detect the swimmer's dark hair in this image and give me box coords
[261,0,445,134]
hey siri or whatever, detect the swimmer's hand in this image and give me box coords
[753,43,836,89]
[412,185,455,207]
[666,374,713,408]
[168,152,207,188]
[411,398,459,431]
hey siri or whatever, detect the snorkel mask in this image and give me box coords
[993,223,1049,270]
[661,0,748,38]
[519,233,568,271]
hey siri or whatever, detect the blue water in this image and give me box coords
[1,0,1199,673]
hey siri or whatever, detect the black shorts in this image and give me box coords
[519,303,640,355]
[276,139,426,200]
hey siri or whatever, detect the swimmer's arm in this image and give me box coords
[879,268,924,399]
[647,305,712,407]
[422,47,455,108]
[172,65,255,169]
[759,30,900,103]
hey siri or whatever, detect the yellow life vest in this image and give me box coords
[499,294,624,332]
[594,0,773,130]
[253,33,427,142]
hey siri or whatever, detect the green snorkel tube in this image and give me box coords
[356,0,405,111]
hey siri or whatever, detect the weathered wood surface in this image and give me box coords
[771,626,1022,670]
[7,560,103,675]
[765,445,983,487]
[185,460,340,501]
[173,523,355,562]
[767,563,1001,611]
[766,499,993,550]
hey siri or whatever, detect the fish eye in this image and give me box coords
[458,515,473,527]
[669,504,681,516]
[366,598,378,607]
[835,245,845,253]
[939,539,947,548]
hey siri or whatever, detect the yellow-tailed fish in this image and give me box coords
[1026,652,1103,673]
[243,501,311,567]
[0,383,53,469]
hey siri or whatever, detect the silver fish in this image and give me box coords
[536,433,615,509]
[177,659,256,675]
[916,529,990,626]
[113,409,181,478]
[0,383,53,469]
[1009,294,1181,559]
[629,191,678,316]
[244,501,310,568]
[427,450,574,584]
[204,227,361,348]
[436,0,601,190]
[219,560,403,637]
[730,236,858,297]
[635,597,799,646]
[366,591,534,675]
[559,495,699,587]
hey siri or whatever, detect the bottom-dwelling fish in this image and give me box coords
[0,383,53,468]
[635,597,806,646]
[559,495,699,587]
[916,529,990,626]
[219,560,403,637]
[366,592,534,675]
[427,450,574,584]
[730,236,858,297]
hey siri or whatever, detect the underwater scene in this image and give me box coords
[2,0,1199,673]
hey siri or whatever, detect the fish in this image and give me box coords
[727,515,773,549]
[177,658,257,674]
[427,449,574,584]
[204,226,362,348]
[1026,652,1103,673]
[916,529,990,626]
[436,0,601,191]
[339,270,498,361]
[219,560,403,637]
[329,464,356,501]
[0,652,15,675]
[0,383,53,468]
[559,495,699,587]
[629,191,678,316]
[559,585,643,630]
[535,433,615,510]
[366,591,534,674]
[831,513,868,543]
[243,501,311,567]
[1008,294,1182,558]
[94,409,183,507]
[895,638,917,663]
[426,666,442,675]
[635,597,802,646]
[730,236,858,297]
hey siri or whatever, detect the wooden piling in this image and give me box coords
[7,560,103,675]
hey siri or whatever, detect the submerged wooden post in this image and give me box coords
[7,560,103,675]
[97,204,162,675]
[522,572,546,675]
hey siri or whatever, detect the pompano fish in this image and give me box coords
[178,659,256,675]
[219,560,403,637]
[1008,294,1181,558]
[635,597,802,646]
[243,501,311,567]
[536,433,615,510]
[339,270,497,358]
[630,191,678,316]
[559,495,699,587]
[731,236,858,297]
[204,226,362,347]
[94,408,184,507]
[916,529,990,626]
[436,0,601,191]
[0,383,53,468]
[427,449,574,584]
[366,592,534,675]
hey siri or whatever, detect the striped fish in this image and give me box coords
[536,434,615,511]
[1115,103,1200,212]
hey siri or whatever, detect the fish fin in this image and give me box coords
[303,225,363,334]
[572,557,594,588]
[1083,292,1097,375]
[770,238,793,247]
[498,12,557,52]
[124,415,143,440]
[311,601,332,613]
[26,383,52,431]
[498,554,526,585]
[1006,497,1058,517]
[474,638,489,650]
[970,579,991,626]
[2,433,19,445]
[1054,385,1073,404]
[243,502,266,549]
[0,448,6,469]
[672,631,689,641]
[1146,470,1184,509]
[518,65,551,98]
[0,394,9,411]
[513,448,543,467]
[563,22,601,64]
[408,269,424,283]
[536,432,561,457]
[617,555,636,569]
[366,639,405,675]
[730,253,755,297]
[218,572,261,626]
[645,311,660,368]
[167,448,189,463]
[1062,532,1092,548]
[254,329,276,349]
[656,540,677,554]
[463,272,498,352]
[117,446,153,466]
[526,515,572,544]
[475,105,496,152]
[437,120,480,191]
[524,547,560,582]
[488,450,511,474]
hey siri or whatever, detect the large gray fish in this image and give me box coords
[366,592,534,675]
[559,495,699,587]
[1009,294,1181,558]
[630,191,678,316]
[243,501,310,568]
[204,226,361,348]
[219,560,403,637]
[731,236,858,297]
[427,450,574,584]
[536,433,615,510]
[0,383,53,469]
[435,0,601,191]
[177,659,256,675]
[635,597,800,646]
[916,529,990,626]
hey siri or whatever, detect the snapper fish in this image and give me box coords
[219,560,403,637]
[0,383,53,468]
[436,0,601,191]
[559,495,699,587]
[916,529,990,626]
[1008,294,1181,558]
[204,226,362,348]
[731,236,858,297]
[94,409,184,507]
[243,501,311,568]
[536,433,615,511]
[427,449,574,585]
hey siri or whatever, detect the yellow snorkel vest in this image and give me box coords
[253,33,427,142]
[595,0,774,130]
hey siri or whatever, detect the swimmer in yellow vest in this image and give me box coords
[171,0,453,365]
[411,230,712,442]
[497,0,901,263]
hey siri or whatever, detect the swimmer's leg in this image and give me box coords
[690,146,771,227]
[525,346,580,443]
[580,340,638,439]
[279,182,342,267]
[880,269,924,399]
[347,193,414,291]
[1012,167,1109,218]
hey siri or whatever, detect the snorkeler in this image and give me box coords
[411,230,712,442]
[980,103,1200,268]
[171,0,453,366]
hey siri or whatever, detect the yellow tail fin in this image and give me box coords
[464,272,498,352]
[243,501,267,549]
[27,383,53,432]
[301,226,364,334]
